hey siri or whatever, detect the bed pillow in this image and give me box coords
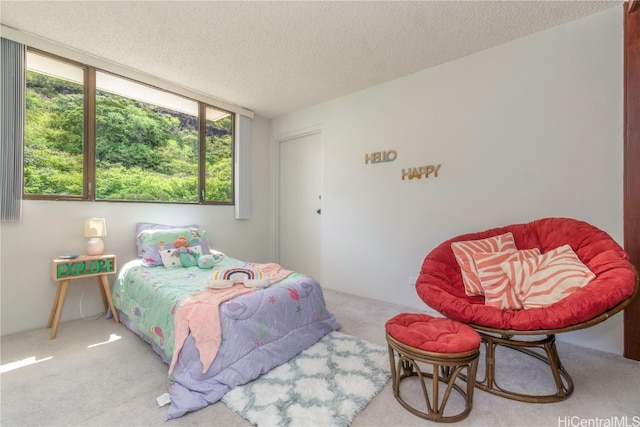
[159,246,203,268]
[451,232,517,296]
[473,248,541,310]
[501,244,595,309]
[139,227,210,267]
[135,223,199,258]
[207,268,270,289]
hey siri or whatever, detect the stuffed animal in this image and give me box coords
[174,237,189,248]
[174,237,199,267]
[198,254,217,269]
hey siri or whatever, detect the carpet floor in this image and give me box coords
[1,289,638,426]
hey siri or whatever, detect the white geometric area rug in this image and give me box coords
[222,331,390,427]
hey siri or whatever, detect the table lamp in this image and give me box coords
[84,218,107,255]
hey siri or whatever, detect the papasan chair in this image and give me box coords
[416,217,638,403]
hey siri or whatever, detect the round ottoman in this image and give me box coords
[385,313,481,423]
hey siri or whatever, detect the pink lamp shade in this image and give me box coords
[84,218,107,255]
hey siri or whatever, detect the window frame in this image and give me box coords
[23,47,235,206]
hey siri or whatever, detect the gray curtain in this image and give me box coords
[0,37,25,222]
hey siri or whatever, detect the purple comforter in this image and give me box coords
[113,259,340,420]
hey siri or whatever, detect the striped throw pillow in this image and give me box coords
[451,232,517,296]
[501,244,595,309]
[473,248,541,310]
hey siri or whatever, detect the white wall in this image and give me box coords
[272,7,625,354]
[1,7,628,355]
[0,116,272,336]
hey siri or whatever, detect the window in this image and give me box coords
[204,106,233,202]
[94,71,201,202]
[24,49,234,204]
[25,51,85,197]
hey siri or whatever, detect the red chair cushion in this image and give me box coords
[386,313,481,353]
[415,217,637,331]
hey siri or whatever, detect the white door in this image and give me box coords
[278,131,322,280]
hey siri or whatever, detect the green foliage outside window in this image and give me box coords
[24,71,84,196]
[24,66,233,203]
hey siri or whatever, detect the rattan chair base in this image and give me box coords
[386,333,479,423]
[467,283,639,404]
[473,332,573,403]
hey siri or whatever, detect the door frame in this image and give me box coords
[271,125,323,265]
[623,1,640,361]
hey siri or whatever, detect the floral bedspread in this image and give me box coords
[111,253,340,420]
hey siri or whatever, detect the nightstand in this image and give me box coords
[48,254,120,339]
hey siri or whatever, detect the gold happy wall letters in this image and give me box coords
[401,164,441,180]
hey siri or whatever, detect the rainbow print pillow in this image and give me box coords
[208,268,270,289]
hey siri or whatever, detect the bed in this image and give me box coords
[111,224,340,420]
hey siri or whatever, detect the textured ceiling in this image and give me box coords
[0,1,621,118]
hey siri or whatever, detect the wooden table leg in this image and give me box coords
[97,276,108,312]
[99,274,119,324]
[49,280,69,340]
[47,281,63,328]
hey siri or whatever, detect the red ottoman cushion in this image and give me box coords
[386,313,481,354]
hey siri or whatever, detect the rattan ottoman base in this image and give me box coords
[386,332,479,423]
